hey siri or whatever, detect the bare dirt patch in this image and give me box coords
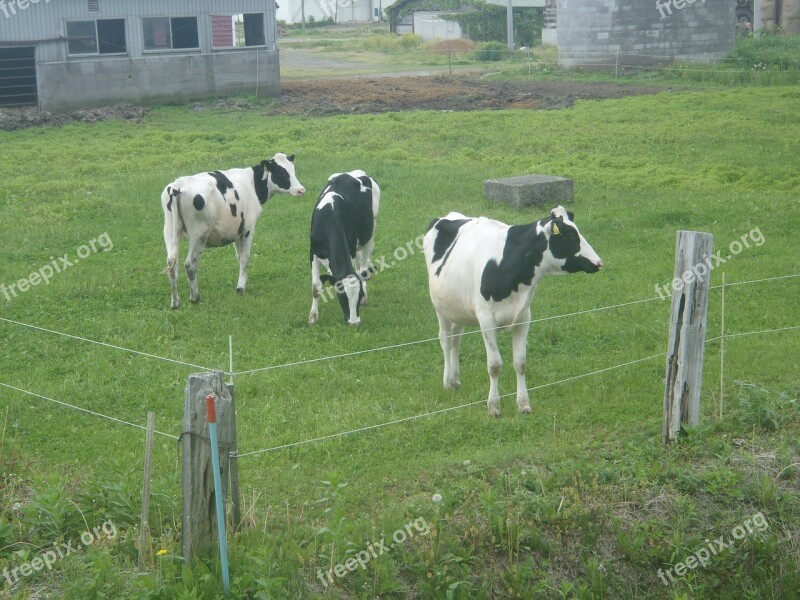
[267,76,671,116]
[0,76,672,130]
[0,104,149,132]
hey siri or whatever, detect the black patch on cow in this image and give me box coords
[431,218,470,276]
[193,194,205,211]
[238,212,245,237]
[208,171,234,197]
[267,160,291,193]
[245,230,250,238]
[234,190,240,200]
[480,224,547,302]
[252,162,270,205]
[229,203,237,217]
[562,254,601,273]
[547,219,581,260]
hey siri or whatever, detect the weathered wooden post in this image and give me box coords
[182,371,234,564]
[662,230,714,445]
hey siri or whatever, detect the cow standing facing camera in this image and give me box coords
[423,206,603,417]
[308,170,380,326]
[161,153,305,308]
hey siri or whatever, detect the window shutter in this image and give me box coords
[88,0,99,12]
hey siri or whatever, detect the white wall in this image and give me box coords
[413,11,462,41]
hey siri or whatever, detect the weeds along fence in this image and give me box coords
[0,270,798,562]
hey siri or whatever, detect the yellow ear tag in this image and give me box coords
[552,223,560,235]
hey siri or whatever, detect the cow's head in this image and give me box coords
[322,274,365,326]
[261,153,306,198]
[545,206,603,274]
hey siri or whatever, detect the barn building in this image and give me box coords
[0,0,281,112]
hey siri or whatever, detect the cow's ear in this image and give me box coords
[287,154,295,162]
[567,211,575,222]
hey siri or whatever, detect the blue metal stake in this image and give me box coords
[206,394,231,598]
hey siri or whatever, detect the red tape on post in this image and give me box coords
[206,394,216,423]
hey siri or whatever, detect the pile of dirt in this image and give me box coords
[0,103,148,132]
[431,39,477,54]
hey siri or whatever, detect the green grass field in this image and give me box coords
[1,82,799,599]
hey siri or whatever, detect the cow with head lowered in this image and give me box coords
[423,206,602,417]
[161,153,305,308]
[308,170,380,326]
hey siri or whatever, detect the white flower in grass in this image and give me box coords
[432,493,442,504]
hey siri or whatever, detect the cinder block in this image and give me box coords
[483,175,574,209]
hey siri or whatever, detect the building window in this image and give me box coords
[143,17,199,51]
[211,13,266,48]
[66,19,127,55]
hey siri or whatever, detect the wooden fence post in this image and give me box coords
[662,230,714,446]
[182,371,234,564]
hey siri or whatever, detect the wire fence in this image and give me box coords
[1,271,798,458]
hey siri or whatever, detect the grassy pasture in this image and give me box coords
[1,85,799,598]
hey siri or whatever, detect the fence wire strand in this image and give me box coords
[0,381,179,440]
[237,351,665,458]
[234,295,666,376]
[234,272,800,377]
[0,316,219,372]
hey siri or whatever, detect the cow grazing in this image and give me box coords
[308,170,380,326]
[161,153,305,308]
[423,206,602,417]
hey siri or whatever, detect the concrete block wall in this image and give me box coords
[37,50,279,112]
[557,0,735,68]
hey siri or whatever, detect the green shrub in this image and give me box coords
[475,41,510,61]
[398,33,422,51]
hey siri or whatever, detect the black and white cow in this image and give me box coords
[161,153,305,308]
[423,206,602,417]
[308,170,380,326]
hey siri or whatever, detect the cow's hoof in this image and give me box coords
[518,404,532,414]
[360,297,368,307]
[444,380,461,389]
[488,406,501,418]
[348,321,360,327]
[308,312,318,326]
[236,287,245,296]
[171,304,180,310]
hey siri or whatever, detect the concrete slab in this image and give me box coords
[483,174,574,209]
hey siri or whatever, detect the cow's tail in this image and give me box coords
[162,183,184,273]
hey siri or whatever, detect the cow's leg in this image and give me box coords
[163,212,180,310]
[233,233,255,295]
[511,309,532,414]
[479,320,503,417]
[308,255,322,325]
[355,240,374,306]
[437,313,461,389]
[449,322,465,388]
[184,238,205,304]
